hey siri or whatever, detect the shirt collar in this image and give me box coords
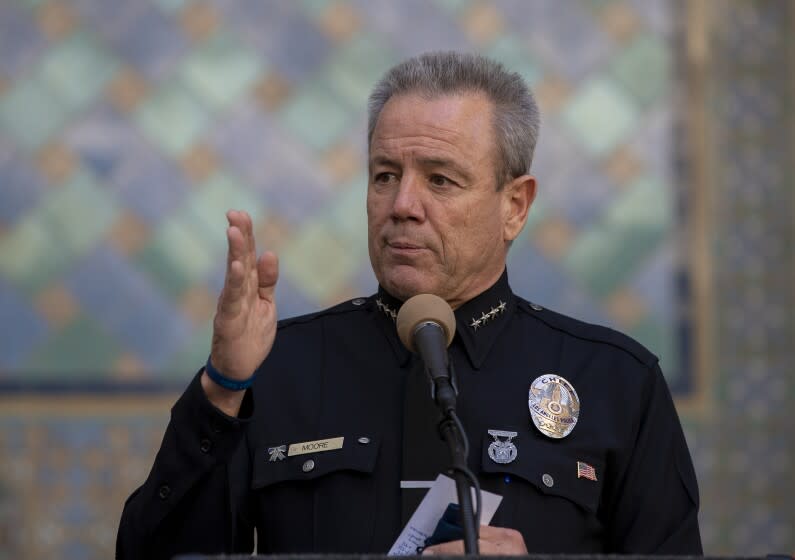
[372,269,515,370]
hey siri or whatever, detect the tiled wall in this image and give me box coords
[0,1,792,558]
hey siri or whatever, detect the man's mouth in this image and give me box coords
[386,240,426,254]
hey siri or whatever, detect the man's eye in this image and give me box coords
[429,174,454,188]
[374,172,398,184]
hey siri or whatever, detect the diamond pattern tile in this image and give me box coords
[561,76,639,156]
[2,2,788,556]
[179,34,261,109]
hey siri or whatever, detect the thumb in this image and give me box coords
[257,251,279,300]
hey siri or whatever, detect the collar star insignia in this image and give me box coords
[375,298,397,322]
[469,300,507,332]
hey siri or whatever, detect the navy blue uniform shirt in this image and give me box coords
[117,270,702,558]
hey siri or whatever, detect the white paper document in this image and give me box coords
[388,474,503,556]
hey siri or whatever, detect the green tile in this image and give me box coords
[137,217,216,297]
[279,83,353,152]
[0,76,68,149]
[326,174,367,243]
[185,172,264,253]
[39,170,119,258]
[0,170,117,292]
[38,33,118,114]
[179,34,261,109]
[628,317,677,383]
[561,76,639,156]
[150,0,190,13]
[0,213,70,293]
[165,322,212,379]
[486,37,542,86]
[134,81,209,156]
[301,0,334,15]
[563,175,671,296]
[434,0,471,14]
[281,221,359,302]
[322,35,395,110]
[21,316,122,378]
[609,35,670,108]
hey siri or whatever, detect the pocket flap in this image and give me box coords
[252,434,380,489]
[480,437,604,514]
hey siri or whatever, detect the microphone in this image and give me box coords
[396,294,457,412]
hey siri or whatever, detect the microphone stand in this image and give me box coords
[428,364,480,555]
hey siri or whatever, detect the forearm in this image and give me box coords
[117,371,255,558]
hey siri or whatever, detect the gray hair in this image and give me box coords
[367,51,540,187]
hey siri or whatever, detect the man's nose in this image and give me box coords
[391,173,425,221]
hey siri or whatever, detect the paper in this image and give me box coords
[388,474,503,556]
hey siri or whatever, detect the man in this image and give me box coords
[117,52,702,557]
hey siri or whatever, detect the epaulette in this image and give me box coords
[514,296,658,368]
[277,296,372,331]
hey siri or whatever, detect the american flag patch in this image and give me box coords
[577,461,597,481]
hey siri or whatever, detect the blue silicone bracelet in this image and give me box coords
[205,356,256,391]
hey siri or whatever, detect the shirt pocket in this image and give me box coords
[251,434,381,553]
[479,437,606,551]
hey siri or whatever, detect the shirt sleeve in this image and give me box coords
[605,362,703,554]
[116,370,256,559]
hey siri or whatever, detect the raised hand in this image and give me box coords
[201,210,279,415]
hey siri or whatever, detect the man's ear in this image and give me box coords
[502,175,537,242]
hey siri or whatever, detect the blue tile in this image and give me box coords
[530,116,615,227]
[61,498,92,523]
[256,13,331,83]
[211,102,335,224]
[350,260,378,297]
[352,0,470,56]
[629,0,674,37]
[510,0,615,83]
[0,149,47,225]
[50,419,106,449]
[0,279,49,370]
[64,103,147,182]
[507,244,611,326]
[628,105,673,187]
[0,1,46,78]
[109,142,192,226]
[275,274,320,319]
[629,239,676,324]
[212,1,329,83]
[65,246,192,371]
[86,1,188,80]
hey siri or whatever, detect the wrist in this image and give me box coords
[201,370,246,417]
[205,355,256,391]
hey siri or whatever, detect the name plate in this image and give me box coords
[287,436,344,456]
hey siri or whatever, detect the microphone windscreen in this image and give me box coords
[396,294,456,352]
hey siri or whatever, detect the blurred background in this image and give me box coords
[0,0,792,558]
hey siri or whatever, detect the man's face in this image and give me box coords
[367,93,533,308]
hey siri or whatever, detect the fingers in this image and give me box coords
[227,209,256,268]
[219,210,256,316]
[218,226,246,316]
[219,210,278,316]
[257,251,279,301]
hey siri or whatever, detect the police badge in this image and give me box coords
[487,429,518,464]
[528,374,580,439]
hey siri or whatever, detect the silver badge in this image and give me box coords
[487,429,518,464]
[267,445,286,462]
[528,374,580,439]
